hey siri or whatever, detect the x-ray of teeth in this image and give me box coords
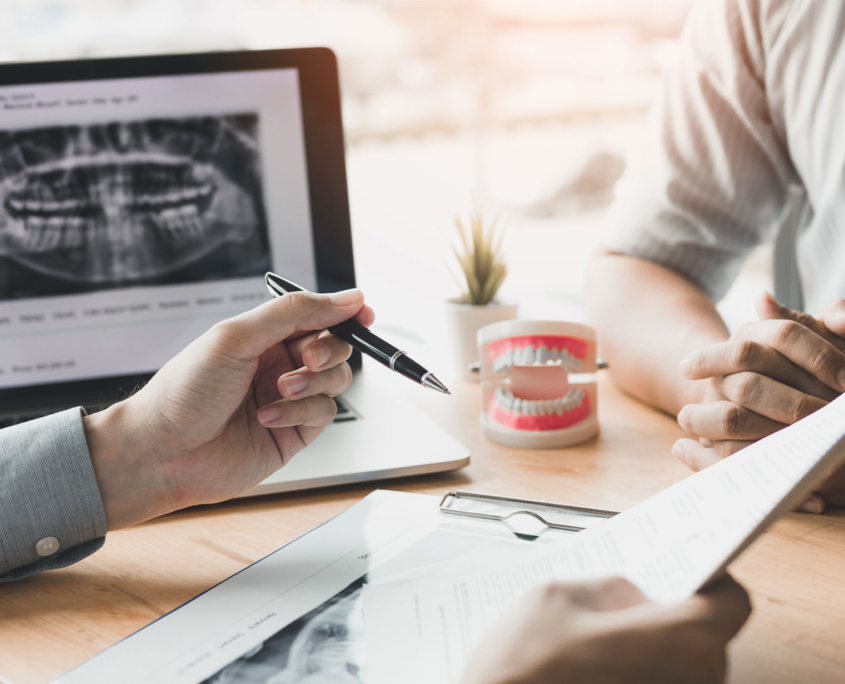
[0,113,271,299]
[202,578,366,684]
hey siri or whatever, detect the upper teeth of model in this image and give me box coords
[492,345,583,373]
[494,385,584,415]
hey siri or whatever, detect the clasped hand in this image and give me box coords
[673,293,845,510]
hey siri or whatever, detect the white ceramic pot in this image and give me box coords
[444,298,518,381]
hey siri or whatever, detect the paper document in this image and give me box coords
[364,394,845,684]
[55,490,574,684]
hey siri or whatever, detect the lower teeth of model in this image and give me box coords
[492,345,583,373]
[495,385,584,415]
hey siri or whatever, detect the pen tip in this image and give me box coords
[422,373,450,395]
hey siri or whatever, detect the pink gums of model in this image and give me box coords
[478,321,599,448]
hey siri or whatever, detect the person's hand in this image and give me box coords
[673,293,845,512]
[83,289,374,529]
[460,575,751,684]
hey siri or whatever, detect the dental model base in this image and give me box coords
[477,320,600,448]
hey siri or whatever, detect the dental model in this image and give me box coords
[477,320,599,448]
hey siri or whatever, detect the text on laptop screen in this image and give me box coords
[0,68,317,389]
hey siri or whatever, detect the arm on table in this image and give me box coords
[584,248,728,415]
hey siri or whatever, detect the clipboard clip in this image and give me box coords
[439,490,618,536]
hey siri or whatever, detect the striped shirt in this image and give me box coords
[604,0,845,314]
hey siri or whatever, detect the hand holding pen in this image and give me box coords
[265,272,450,394]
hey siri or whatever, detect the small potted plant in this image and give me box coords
[444,209,517,380]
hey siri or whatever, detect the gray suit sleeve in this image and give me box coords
[0,408,107,581]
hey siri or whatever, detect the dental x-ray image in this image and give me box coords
[0,113,271,299]
[202,577,367,684]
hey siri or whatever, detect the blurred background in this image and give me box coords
[0,0,769,335]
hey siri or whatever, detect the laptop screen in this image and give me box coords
[0,67,317,389]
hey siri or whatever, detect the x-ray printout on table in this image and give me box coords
[364,394,845,684]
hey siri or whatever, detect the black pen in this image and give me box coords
[265,272,450,394]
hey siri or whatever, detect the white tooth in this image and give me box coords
[550,348,560,363]
[64,218,84,248]
[23,217,46,250]
[512,348,523,365]
[8,198,25,212]
[183,186,199,199]
[495,387,513,410]
[554,398,564,415]
[42,217,64,249]
[25,199,41,212]
[512,398,522,414]
[537,346,550,364]
[527,400,537,416]
[505,348,513,368]
[522,346,535,365]
[538,401,549,416]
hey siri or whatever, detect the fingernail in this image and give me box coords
[311,344,331,368]
[671,442,684,460]
[330,289,362,306]
[800,497,823,515]
[283,374,309,395]
[679,357,691,377]
[257,405,281,425]
[837,368,845,391]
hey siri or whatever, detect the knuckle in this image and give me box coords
[730,372,759,406]
[731,340,759,370]
[772,320,800,348]
[206,318,242,351]
[809,345,839,377]
[721,403,745,436]
[786,392,814,423]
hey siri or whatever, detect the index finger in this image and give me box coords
[744,320,845,392]
[216,289,367,360]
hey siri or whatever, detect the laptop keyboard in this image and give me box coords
[0,396,357,430]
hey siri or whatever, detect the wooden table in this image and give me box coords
[1,374,844,684]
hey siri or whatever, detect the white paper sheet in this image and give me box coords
[55,490,572,684]
[364,394,845,684]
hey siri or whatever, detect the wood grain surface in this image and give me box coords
[1,373,843,684]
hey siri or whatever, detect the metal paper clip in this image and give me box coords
[439,490,618,535]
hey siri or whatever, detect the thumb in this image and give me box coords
[820,299,845,338]
[755,291,815,327]
[215,289,365,360]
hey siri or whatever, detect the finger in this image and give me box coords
[287,330,353,371]
[575,577,649,612]
[738,319,845,392]
[687,575,752,642]
[672,438,724,472]
[354,303,376,328]
[278,362,353,399]
[681,340,839,401]
[717,372,827,425]
[759,292,845,352]
[820,299,845,340]
[799,493,826,515]
[216,289,366,360]
[678,401,785,441]
[256,394,337,428]
[711,439,755,458]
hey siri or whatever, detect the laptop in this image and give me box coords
[0,48,469,495]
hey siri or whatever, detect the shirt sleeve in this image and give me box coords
[0,408,107,581]
[603,0,798,302]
